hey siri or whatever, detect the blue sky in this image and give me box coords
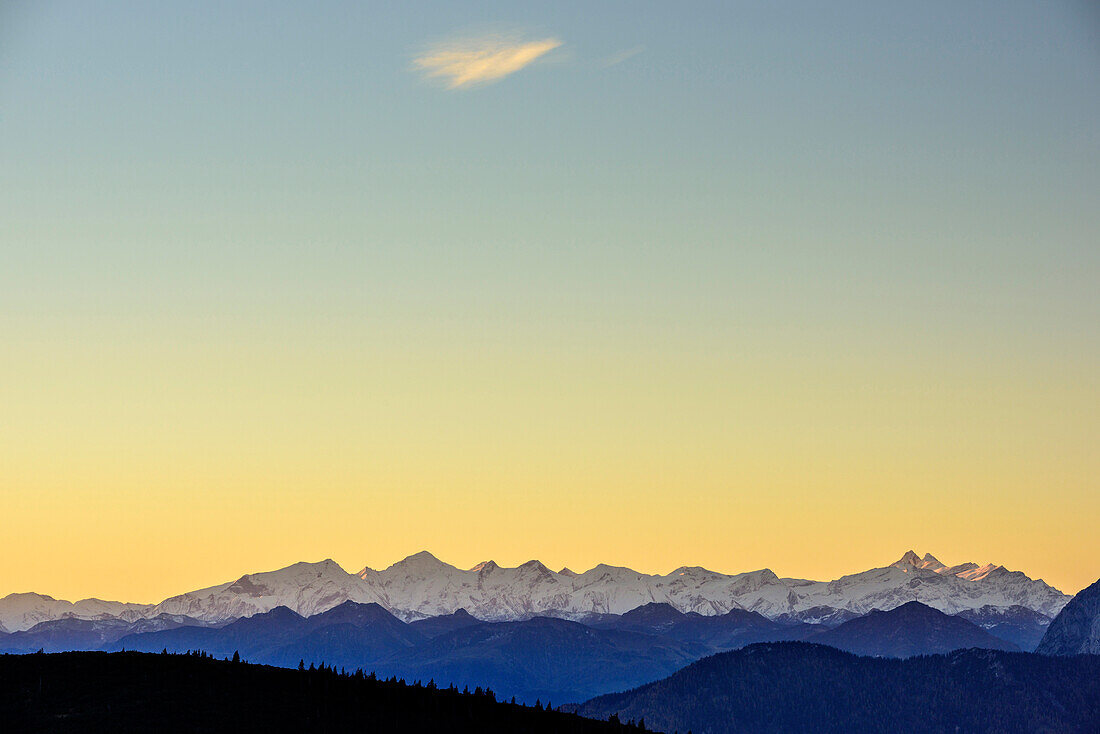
[1,1,1098,599]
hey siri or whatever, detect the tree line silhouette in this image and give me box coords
[0,650,666,732]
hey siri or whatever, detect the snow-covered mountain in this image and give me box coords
[2,550,1071,630]
[892,551,1006,581]
[150,559,387,622]
[354,550,1069,622]
[0,593,152,633]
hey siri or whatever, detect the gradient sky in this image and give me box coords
[1,1,1098,602]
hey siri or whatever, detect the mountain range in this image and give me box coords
[2,556,1091,724]
[0,596,1051,705]
[101,601,711,703]
[4,584,1096,731]
[0,550,1069,634]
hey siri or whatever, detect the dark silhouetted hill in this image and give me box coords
[592,603,820,651]
[109,605,309,660]
[811,600,1018,656]
[0,614,209,654]
[574,642,1100,734]
[1037,577,1100,655]
[409,608,482,638]
[0,651,648,733]
[385,616,706,704]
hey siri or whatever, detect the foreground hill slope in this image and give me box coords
[575,642,1100,734]
[1037,577,1100,656]
[0,651,644,733]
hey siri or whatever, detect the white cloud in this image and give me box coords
[603,46,645,67]
[414,33,563,89]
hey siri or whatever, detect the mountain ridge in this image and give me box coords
[1,550,1071,632]
[1036,577,1100,655]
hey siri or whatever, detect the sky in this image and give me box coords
[1,0,1098,602]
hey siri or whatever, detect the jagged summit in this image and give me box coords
[518,560,553,575]
[390,551,448,570]
[893,551,948,572]
[896,550,923,567]
[891,551,1008,579]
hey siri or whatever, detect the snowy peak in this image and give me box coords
[150,558,385,623]
[891,551,1008,581]
[385,551,455,576]
[517,560,554,577]
[895,550,923,568]
[892,551,946,572]
[919,553,947,572]
[0,592,152,632]
[402,550,443,564]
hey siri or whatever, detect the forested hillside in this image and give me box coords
[575,642,1100,734]
[0,651,651,733]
